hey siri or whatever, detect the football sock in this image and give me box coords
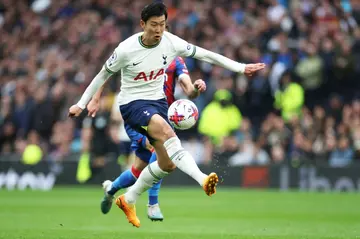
[124,161,168,204]
[108,166,141,196]
[164,137,207,185]
[148,152,162,205]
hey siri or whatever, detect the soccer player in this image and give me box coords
[68,2,265,228]
[87,56,206,221]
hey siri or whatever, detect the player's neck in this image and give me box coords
[141,34,161,47]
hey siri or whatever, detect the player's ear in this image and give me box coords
[140,20,146,29]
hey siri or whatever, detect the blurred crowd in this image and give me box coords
[1,0,360,168]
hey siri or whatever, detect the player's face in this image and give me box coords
[141,15,166,43]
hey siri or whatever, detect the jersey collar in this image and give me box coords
[138,35,161,49]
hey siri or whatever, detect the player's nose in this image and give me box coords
[155,25,161,33]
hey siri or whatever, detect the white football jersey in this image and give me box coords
[104,31,196,105]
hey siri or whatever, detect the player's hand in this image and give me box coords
[194,79,206,93]
[87,98,100,117]
[68,104,83,118]
[244,63,266,77]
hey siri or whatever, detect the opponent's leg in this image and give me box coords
[147,153,164,221]
[101,158,147,214]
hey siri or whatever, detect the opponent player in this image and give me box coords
[68,2,265,227]
[88,56,205,221]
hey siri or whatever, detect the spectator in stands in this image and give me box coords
[327,94,344,124]
[0,94,15,150]
[28,83,55,141]
[351,126,360,159]
[228,133,270,166]
[295,42,323,108]
[199,89,242,146]
[12,86,32,139]
[329,136,354,167]
[274,71,304,123]
[1,0,360,167]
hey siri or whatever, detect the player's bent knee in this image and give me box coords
[162,125,175,139]
[158,160,176,172]
[148,114,176,142]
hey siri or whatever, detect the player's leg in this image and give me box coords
[147,152,164,221]
[121,100,217,205]
[100,125,151,214]
[101,155,147,214]
[117,99,217,227]
[148,116,218,195]
[119,119,217,226]
[110,125,152,194]
[115,100,173,227]
[108,147,150,194]
[148,152,161,206]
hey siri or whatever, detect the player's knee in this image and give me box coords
[158,160,176,172]
[162,124,176,139]
[148,114,176,142]
[131,165,142,178]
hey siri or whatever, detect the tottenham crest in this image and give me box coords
[162,54,167,65]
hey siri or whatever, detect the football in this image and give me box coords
[168,99,199,130]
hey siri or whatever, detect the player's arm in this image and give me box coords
[178,74,205,99]
[87,80,109,117]
[171,33,265,76]
[68,66,111,117]
[192,46,265,76]
[68,47,126,118]
[174,56,206,99]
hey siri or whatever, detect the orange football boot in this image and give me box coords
[115,194,140,228]
[203,172,219,196]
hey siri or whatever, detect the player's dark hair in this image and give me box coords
[141,2,168,22]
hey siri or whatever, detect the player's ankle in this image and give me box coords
[149,196,159,205]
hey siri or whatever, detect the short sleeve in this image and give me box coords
[104,44,127,74]
[169,33,196,58]
[174,57,189,78]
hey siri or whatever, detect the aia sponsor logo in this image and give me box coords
[134,69,164,81]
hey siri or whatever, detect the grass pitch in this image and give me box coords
[0,187,359,239]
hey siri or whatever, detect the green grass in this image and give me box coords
[0,187,359,239]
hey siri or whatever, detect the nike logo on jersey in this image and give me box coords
[133,61,142,66]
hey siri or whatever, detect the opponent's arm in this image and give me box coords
[178,74,206,99]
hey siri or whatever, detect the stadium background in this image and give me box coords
[0,1,360,238]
